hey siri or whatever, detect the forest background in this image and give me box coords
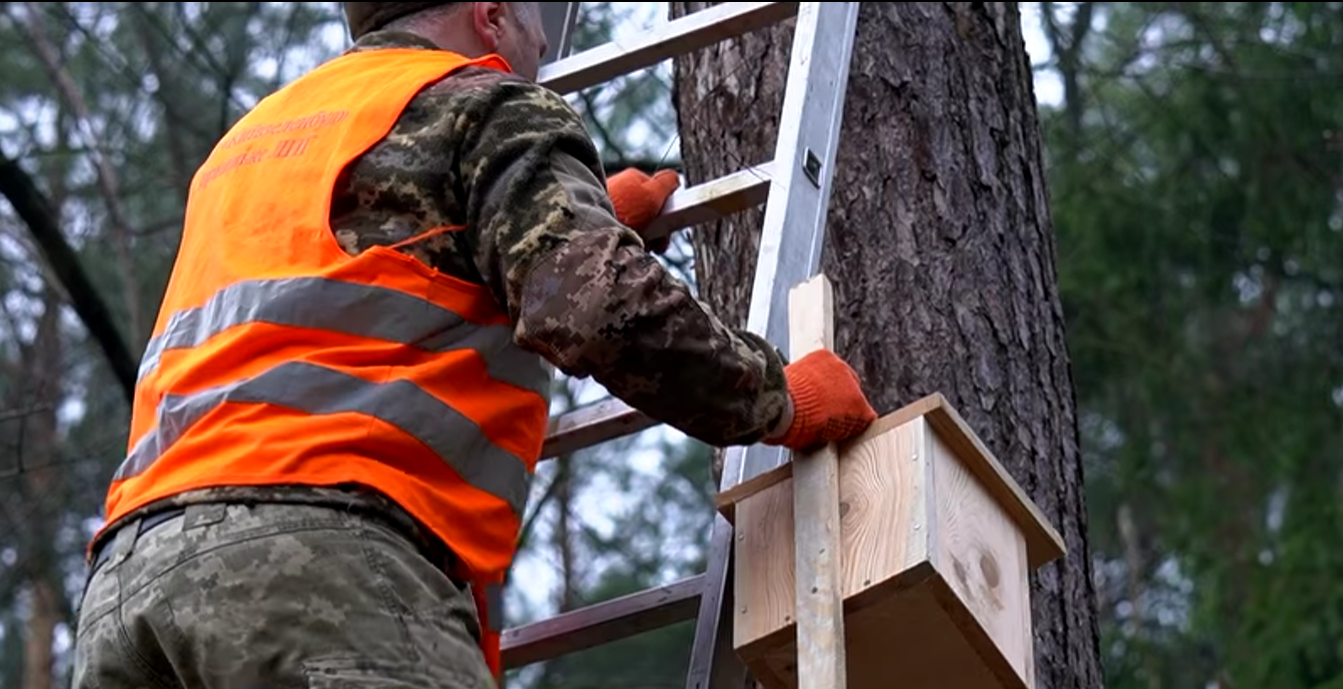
[0,3,1339,689]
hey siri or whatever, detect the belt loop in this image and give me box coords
[184,503,227,531]
[104,516,142,572]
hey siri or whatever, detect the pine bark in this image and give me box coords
[668,3,1104,688]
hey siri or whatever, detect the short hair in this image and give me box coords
[343,2,462,39]
[347,3,539,40]
[383,3,466,32]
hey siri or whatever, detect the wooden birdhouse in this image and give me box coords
[717,391,1066,689]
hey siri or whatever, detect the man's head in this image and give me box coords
[343,2,549,81]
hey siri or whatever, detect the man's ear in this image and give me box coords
[469,2,507,51]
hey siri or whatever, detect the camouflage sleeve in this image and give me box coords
[456,76,792,448]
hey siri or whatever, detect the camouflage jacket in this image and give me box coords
[330,31,790,445]
[94,31,790,557]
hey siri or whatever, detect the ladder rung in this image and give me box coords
[543,399,653,460]
[538,2,800,95]
[501,573,704,668]
[645,161,775,243]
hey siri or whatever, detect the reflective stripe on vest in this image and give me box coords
[116,358,536,516]
[135,276,548,395]
[98,47,552,585]
[114,275,552,517]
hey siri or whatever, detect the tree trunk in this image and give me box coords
[16,289,67,689]
[21,577,59,689]
[668,3,1103,688]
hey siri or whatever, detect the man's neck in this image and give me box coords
[348,29,446,54]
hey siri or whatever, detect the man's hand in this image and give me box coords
[606,168,680,254]
[765,350,878,451]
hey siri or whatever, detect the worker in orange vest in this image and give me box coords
[70,3,878,688]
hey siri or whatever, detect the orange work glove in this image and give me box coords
[606,168,680,253]
[767,350,878,451]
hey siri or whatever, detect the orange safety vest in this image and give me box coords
[98,47,552,679]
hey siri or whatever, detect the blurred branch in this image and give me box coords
[555,453,578,611]
[517,470,563,555]
[0,404,54,423]
[14,1,144,341]
[0,149,136,403]
[580,89,630,163]
[1039,1,1094,136]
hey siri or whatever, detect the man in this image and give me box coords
[72,3,878,688]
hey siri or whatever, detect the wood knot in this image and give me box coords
[953,557,969,587]
[979,552,1000,588]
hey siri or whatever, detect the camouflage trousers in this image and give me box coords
[72,501,497,689]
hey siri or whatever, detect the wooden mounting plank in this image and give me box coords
[539,2,799,95]
[501,574,705,668]
[785,273,848,689]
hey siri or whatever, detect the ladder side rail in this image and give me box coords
[687,4,861,689]
[683,451,750,689]
[539,2,580,66]
[729,1,861,487]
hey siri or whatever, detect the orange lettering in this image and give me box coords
[271,136,315,160]
[194,146,270,191]
[217,110,349,150]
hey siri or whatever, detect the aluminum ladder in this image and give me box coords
[506,3,860,687]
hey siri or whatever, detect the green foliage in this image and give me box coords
[1039,3,1343,688]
